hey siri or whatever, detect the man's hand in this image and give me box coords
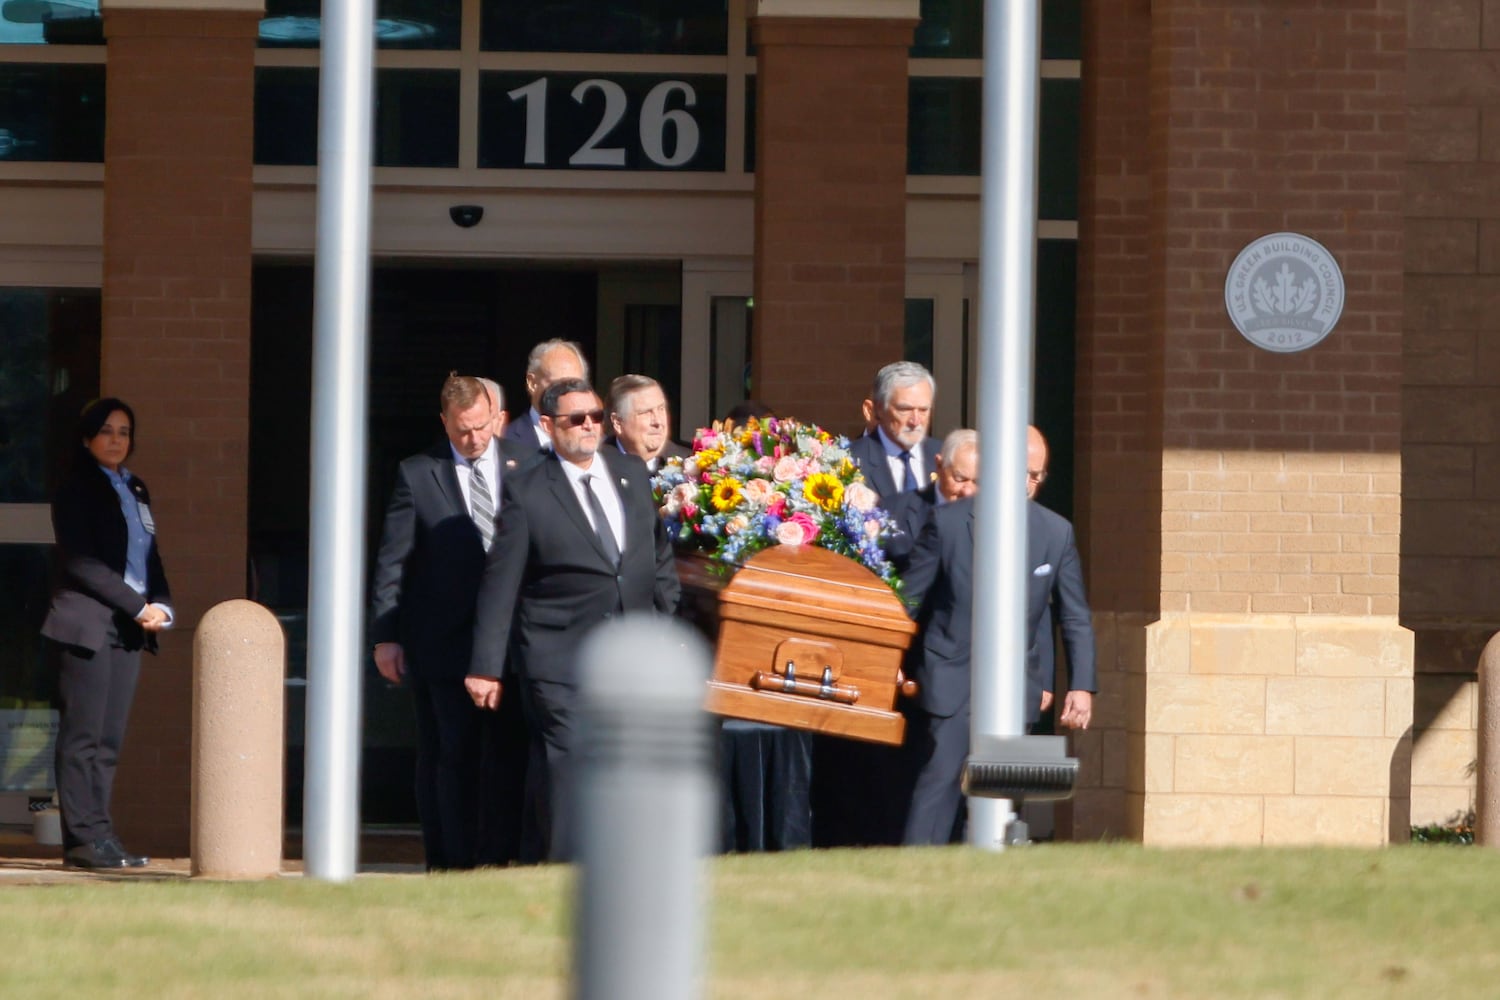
[373,642,406,684]
[1039,690,1054,713]
[135,604,168,632]
[465,675,502,711]
[1058,690,1093,730]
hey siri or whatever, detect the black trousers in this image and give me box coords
[408,672,483,870]
[902,701,971,846]
[54,637,141,851]
[517,676,578,864]
[476,686,529,867]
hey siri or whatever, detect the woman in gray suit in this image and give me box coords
[41,398,172,869]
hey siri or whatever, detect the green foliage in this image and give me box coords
[1411,809,1475,845]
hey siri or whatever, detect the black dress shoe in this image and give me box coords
[106,836,149,868]
[64,839,128,870]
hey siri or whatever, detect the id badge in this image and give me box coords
[139,503,157,534]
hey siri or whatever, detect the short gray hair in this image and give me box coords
[939,428,977,463]
[478,377,503,413]
[607,373,662,420]
[871,361,936,409]
[526,339,590,381]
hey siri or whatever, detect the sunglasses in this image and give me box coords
[553,409,606,429]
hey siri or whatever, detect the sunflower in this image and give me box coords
[711,477,745,512]
[803,472,844,512]
[695,447,724,468]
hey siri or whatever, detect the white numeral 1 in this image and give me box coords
[507,77,548,166]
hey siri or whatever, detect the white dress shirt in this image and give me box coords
[876,426,925,492]
[451,438,500,511]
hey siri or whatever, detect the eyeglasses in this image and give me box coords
[554,409,605,429]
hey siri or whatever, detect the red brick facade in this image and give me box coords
[750,15,916,432]
[101,8,259,855]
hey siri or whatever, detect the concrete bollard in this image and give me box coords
[573,614,714,1000]
[1479,632,1500,848]
[191,599,286,877]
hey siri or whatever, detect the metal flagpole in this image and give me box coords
[969,0,1042,850]
[303,0,375,882]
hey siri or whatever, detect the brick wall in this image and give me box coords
[1153,1,1405,615]
[1403,0,1500,827]
[750,15,915,434]
[101,8,259,855]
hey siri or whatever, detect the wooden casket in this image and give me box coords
[683,545,918,746]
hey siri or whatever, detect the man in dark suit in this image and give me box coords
[370,373,533,870]
[503,339,589,453]
[899,426,1096,845]
[604,373,691,473]
[813,427,981,847]
[846,360,941,501]
[883,428,979,571]
[468,377,680,862]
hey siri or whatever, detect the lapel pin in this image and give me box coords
[619,477,629,487]
[505,459,517,469]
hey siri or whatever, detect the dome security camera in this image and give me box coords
[449,205,484,228]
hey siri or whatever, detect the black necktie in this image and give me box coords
[469,461,495,551]
[900,450,920,492]
[580,475,621,566]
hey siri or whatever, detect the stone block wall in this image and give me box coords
[1403,0,1500,828]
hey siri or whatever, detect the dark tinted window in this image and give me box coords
[910,0,1081,60]
[0,0,102,45]
[481,0,727,54]
[258,0,461,49]
[255,68,461,167]
[0,288,101,504]
[0,64,104,162]
[906,76,1079,219]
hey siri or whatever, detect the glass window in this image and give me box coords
[910,0,1081,60]
[0,546,57,773]
[623,304,683,418]
[258,0,461,50]
[481,0,727,55]
[904,299,934,371]
[0,288,101,504]
[0,0,102,45]
[254,68,461,167]
[906,77,1079,219]
[708,296,751,420]
[0,64,104,162]
[479,72,726,171]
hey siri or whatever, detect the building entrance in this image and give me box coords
[249,258,681,825]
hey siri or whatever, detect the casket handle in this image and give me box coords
[895,668,918,699]
[750,662,861,704]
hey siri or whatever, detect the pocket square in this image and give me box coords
[1034,563,1053,576]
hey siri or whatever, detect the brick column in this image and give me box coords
[1079,1,1411,845]
[101,1,260,855]
[1071,0,1157,839]
[750,0,917,432]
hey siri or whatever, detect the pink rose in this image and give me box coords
[766,493,788,517]
[754,455,776,475]
[844,481,878,513]
[786,511,820,544]
[742,478,776,506]
[773,456,801,483]
[682,501,698,519]
[725,514,750,536]
[693,429,718,450]
[774,520,807,546]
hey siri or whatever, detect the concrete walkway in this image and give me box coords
[0,827,426,884]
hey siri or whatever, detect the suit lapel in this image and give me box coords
[430,446,467,518]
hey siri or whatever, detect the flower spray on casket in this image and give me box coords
[651,415,904,595]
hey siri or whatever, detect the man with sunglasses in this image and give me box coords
[468,377,680,862]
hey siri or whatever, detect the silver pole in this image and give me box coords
[303,0,375,882]
[574,616,714,1000]
[969,0,1042,850]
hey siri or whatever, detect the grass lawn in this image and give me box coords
[2,844,1497,998]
